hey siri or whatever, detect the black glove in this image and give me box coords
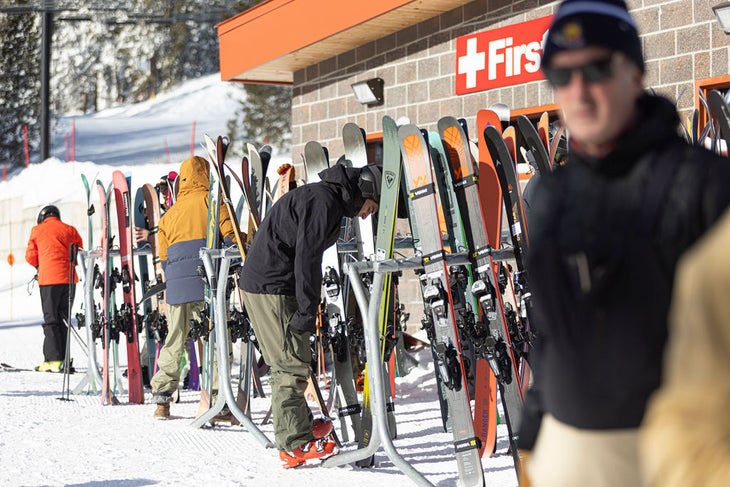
[289,311,316,334]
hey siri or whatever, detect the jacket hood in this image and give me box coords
[318,163,363,217]
[177,156,210,197]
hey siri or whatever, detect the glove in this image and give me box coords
[517,450,532,487]
[289,311,316,334]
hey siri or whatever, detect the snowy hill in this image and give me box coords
[51,73,249,166]
[0,74,518,487]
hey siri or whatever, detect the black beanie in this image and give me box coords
[542,0,644,72]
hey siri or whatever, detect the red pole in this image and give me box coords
[65,133,69,162]
[71,119,76,161]
[190,120,196,157]
[2,163,6,182]
[23,125,29,167]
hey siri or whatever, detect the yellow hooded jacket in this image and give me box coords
[158,155,236,305]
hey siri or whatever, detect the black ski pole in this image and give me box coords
[58,242,78,402]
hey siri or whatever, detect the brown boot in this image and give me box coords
[154,402,170,420]
[213,406,233,423]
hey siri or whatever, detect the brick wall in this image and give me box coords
[291,0,730,330]
[292,0,730,154]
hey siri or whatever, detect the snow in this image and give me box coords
[0,74,518,487]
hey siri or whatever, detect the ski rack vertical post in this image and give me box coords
[323,256,432,487]
[73,248,103,395]
[323,248,514,482]
[190,246,274,449]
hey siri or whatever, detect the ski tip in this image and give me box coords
[395,116,411,127]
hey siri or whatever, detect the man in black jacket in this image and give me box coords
[517,1,730,486]
[240,162,380,468]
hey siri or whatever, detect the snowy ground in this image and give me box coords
[0,318,518,487]
[0,74,518,486]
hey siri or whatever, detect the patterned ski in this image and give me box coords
[427,130,472,433]
[97,180,119,405]
[134,186,156,382]
[438,117,524,466]
[484,125,536,377]
[484,126,529,271]
[274,163,296,201]
[112,171,144,404]
[399,124,485,487]
[141,184,167,377]
[355,116,404,466]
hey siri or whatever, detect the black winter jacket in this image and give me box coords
[518,94,730,449]
[239,163,364,333]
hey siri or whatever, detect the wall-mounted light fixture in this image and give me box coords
[713,2,730,34]
[351,78,384,106]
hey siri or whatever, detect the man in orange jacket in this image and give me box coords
[25,205,83,373]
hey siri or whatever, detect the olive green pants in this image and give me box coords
[242,291,313,451]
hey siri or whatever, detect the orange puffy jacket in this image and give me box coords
[25,216,83,285]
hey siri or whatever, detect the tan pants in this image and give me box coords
[150,302,219,395]
[528,414,643,487]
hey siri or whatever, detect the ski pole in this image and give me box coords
[59,242,78,402]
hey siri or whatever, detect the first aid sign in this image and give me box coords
[455,16,553,95]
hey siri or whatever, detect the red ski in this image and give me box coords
[112,171,144,404]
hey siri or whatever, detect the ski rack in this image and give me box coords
[191,246,275,449]
[76,246,154,396]
[322,247,514,486]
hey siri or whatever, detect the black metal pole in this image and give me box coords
[40,7,53,162]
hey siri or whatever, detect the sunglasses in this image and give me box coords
[543,54,617,87]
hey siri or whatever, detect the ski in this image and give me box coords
[427,129,472,433]
[303,140,330,182]
[537,112,550,158]
[484,125,536,373]
[96,180,120,405]
[194,136,224,418]
[140,184,168,377]
[355,115,404,466]
[134,186,155,386]
[708,89,730,154]
[274,163,296,201]
[516,115,550,176]
[438,116,524,467]
[112,171,144,404]
[399,124,484,487]
[343,122,399,448]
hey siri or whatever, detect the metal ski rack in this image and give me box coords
[322,247,514,486]
[191,246,275,450]
[76,246,154,396]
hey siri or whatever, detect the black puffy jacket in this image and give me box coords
[239,163,364,333]
[518,94,730,449]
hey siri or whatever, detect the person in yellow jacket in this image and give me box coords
[150,155,237,419]
[25,205,83,372]
[640,208,730,487]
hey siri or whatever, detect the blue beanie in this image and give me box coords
[542,0,644,72]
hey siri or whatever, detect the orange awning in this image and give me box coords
[218,0,476,84]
